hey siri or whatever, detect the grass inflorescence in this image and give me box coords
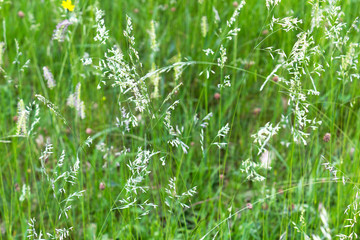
[1,0,360,239]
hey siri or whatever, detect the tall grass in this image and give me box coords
[1,0,360,239]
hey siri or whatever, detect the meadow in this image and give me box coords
[1,0,360,239]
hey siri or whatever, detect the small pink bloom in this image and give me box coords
[18,11,25,18]
[86,128,93,135]
[323,133,331,142]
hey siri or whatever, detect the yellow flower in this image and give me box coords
[62,0,75,12]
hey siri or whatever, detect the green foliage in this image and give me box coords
[1,0,360,239]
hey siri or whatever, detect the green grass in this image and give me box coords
[1,0,360,239]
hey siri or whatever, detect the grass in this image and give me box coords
[1,0,360,239]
